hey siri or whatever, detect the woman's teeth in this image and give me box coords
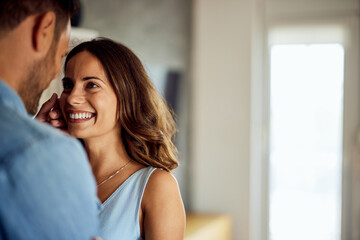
[69,112,93,120]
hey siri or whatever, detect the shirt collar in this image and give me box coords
[0,79,27,115]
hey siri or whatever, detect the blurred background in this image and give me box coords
[40,0,360,239]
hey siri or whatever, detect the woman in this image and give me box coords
[38,38,185,240]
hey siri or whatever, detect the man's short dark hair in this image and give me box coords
[0,0,79,40]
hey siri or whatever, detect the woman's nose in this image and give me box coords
[67,87,85,105]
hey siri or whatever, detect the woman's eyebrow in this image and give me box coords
[83,76,105,83]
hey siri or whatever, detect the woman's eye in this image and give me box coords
[87,82,99,88]
[62,81,73,90]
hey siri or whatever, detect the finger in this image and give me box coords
[50,119,66,128]
[36,93,58,121]
[40,93,57,114]
[49,109,61,120]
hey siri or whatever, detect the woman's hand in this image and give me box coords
[36,93,68,133]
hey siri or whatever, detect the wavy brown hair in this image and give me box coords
[65,38,178,171]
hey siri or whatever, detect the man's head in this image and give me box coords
[0,0,79,114]
[0,0,79,42]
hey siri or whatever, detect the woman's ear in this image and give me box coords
[32,11,56,56]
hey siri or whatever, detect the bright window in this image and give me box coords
[269,44,344,240]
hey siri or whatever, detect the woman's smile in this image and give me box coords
[66,110,96,123]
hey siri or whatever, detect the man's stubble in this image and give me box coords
[19,41,58,115]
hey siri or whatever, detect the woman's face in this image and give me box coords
[59,51,120,139]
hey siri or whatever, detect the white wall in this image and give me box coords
[191,0,254,239]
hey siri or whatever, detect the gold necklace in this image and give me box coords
[97,160,132,187]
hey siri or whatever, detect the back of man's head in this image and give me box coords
[0,0,79,41]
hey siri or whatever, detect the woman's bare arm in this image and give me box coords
[141,169,186,240]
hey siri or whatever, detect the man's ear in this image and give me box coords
[32,12,56,56]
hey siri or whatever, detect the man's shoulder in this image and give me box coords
[0,105,83,164]
[0,105,99,240]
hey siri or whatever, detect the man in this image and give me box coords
[0,0,99,239]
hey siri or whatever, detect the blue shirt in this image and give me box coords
[99,167,157,240]
[0,80,99,239]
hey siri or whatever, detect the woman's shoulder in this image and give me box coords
[142,168,182,209]
[147,169,179,193]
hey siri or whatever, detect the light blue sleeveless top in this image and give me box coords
[99,166,157,240]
